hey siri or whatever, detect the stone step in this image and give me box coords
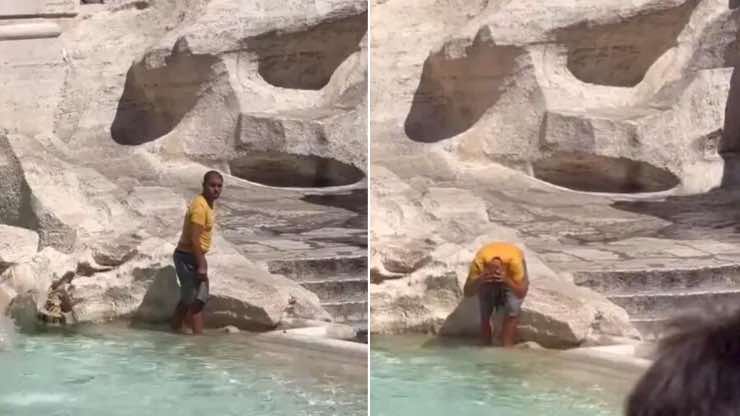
[322,301,367,323]
[573,264,740,295]
[289,271,366,284]
[608,288,740,320]
[301,278,367,303]
[268,255,367,281]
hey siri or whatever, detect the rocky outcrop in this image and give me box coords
[371,0,740,344]
[0,0,366,330]
[0,225,38,268]
[370,166,639,346]
[1,236,331,331]
[371,231,640,348]
[373,0,737,193]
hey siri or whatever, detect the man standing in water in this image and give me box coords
[170,171,223,335]
[463,242,529,347]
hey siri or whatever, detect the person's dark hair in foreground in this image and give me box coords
[626,305,740,416]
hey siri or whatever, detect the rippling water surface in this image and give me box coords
[371,336,639,416]
[1,324,366,416]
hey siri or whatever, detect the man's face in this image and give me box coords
[203,176,224,201]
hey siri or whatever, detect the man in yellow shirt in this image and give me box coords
[463,242,529,347]
[170,170,223,335]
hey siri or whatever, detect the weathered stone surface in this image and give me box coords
[371,0,740,344]
[371,232,639,346]
[0,235,330,330]
[0,225,38,266]
[0,0,366,329]
[74,237,330,329]
[0,247,76,314]
[0,0,76,17]
[0,315,14,349]
[7,293,40,332]
[372,0,737,192]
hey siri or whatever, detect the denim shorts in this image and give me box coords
[478,282,523,319]
[173,250,209,305]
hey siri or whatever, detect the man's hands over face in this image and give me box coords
[480,267,505,283]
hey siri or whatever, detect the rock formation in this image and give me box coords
[0,0,368,331]
[371,0,740,346]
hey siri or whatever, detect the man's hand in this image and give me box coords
[479,269,504,283]
[196,264,208,281]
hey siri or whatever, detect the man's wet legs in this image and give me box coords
[190,301,205,335]
[501,316,518,347]
[170,301,188,332]
[480,315,494,345]
[478,283,496,345]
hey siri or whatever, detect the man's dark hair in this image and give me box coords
[203,170,223,183]
[626,305,740,416]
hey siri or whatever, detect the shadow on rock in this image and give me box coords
[111,41,221,146]
[404,35,522,143]
[133,265,179,323]
[244,12,367,90]
[721,67,740,186]
[611,189,740,240]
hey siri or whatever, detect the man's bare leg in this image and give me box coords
[501,316,518,347]
[480,316,494,346]
[170,301,188,332]
[190,301,205,335]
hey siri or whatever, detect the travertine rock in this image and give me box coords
[0,225,38,267]
[373,0,737,192]
[0,0,366,328]
[371,232,639,347]
[371,0,740,344]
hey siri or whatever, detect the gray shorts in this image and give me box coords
[478,282,523,319]
[173,250,209,306]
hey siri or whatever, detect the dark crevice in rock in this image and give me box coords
[111,43,221,145]
[721,68,740,187]
[245,12,367,90]
[404,33,524,142]
[0,136,39,233]
[229,152,364,188]
[533,152,680,193]
[722,68,740,153]
[556,0,699,87]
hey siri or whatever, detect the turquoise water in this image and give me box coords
[371,336,639,416]
[1,324,366,416]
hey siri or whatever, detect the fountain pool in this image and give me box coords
[1,323,366,416]
[371,336,640,416]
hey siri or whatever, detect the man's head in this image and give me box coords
[626,305,740,416]
[202,170,224,202]
[485,257,505,277]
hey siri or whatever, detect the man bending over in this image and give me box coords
[463,242,529,347]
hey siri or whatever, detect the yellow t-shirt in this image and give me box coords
[177,195,215,254]
[464,242,526,297]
